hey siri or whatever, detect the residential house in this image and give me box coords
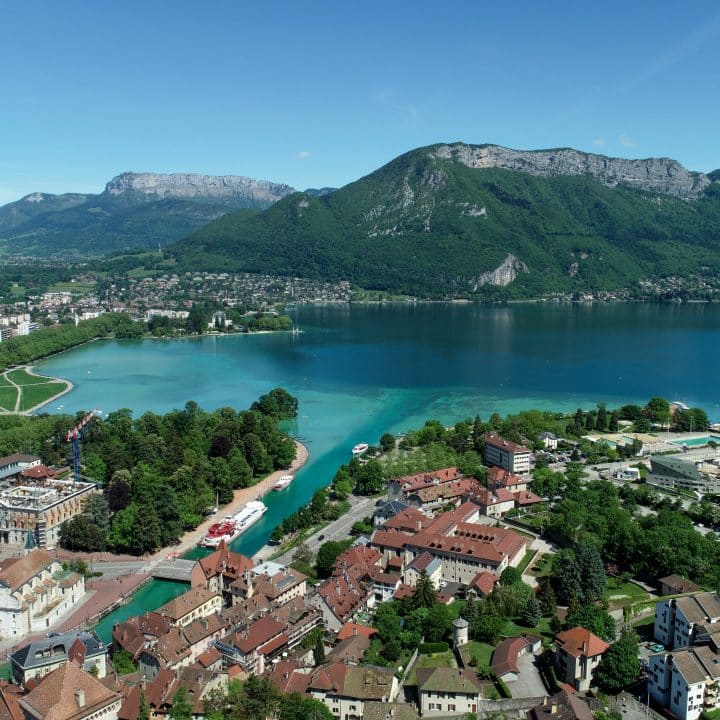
[406,478,484,511]
[0,682,23,720]
[526,691,594,720]
[112,612,174,660]
[491,635,542,682]
[484,434,532,474]
[228,562,307,607]
[659,575,702,597]
[648,646,720,720]
[466,571,498,599]
[11,631,107,687]
[0,550,85,638]
[387,468,462,503]
[20,662,122,720]
[554,627,609,692]
[155,587,222,627]
[538,433,559,451]
[470,487,516,518]
[415,667,483,717]
[655,593,720,649]
[307,662,399,720]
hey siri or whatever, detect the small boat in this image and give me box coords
[274,475,294,491]
[352,443,369,455]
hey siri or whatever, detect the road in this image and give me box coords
[271,495,378,565]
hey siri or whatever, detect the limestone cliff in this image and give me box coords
[105,172,295,205]
[432,144,710,200]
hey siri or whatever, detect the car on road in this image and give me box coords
[317,534,325,541]
[649,643,665,653]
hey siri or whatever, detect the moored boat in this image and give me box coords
[274,475,294,491]
[352,443,369,455]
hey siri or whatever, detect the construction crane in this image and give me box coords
[66,411,97,483]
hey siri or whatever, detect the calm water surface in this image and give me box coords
[36,303,720,637]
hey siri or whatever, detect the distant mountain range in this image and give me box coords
[0,172,296,257]
[171,143,720,298]
[3,146,720,299]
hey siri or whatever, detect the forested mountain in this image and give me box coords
[171,143,720,298]
[0,172,294,258]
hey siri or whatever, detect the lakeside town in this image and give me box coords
[0,398,720,720]
[1,266,720,348]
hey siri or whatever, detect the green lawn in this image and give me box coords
[407,651,457,684]
[517,549,537,574]
[463,640,494,666]
[19,381,68,411]
[0,383,17,411]
[7,368,56,385]
[604,579,649,603]
[528,553,553,578]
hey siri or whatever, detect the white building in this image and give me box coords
[655,593,720,650]
[416,667,483,717]
[0,550,85,638]
[484,434,532,474]
[649,646,720,720]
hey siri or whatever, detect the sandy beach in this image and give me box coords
[149,439,309,560]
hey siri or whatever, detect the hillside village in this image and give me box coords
[1,422,720,720]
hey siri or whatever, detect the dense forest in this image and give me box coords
[0,388,297,555]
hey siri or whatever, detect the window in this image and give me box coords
[449,705,456,712]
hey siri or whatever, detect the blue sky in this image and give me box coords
[2,0,719,203]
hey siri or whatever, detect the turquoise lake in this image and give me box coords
[35,302,720,638]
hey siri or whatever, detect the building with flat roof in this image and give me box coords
[647,456,720,496]
[484,434,532,474]
[0,473,97,548]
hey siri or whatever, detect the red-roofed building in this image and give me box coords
[487,467,529,493]
[470,487,517,518]
[336,622,378,641]
[387,468,462,501]
[555,627,609,691]
[467,571,499,598]
[190,540,254,601]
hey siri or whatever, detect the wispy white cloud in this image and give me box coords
[372,87,419,121]
[618,133,636,148]
[592,138,606,147]
[294,151,312,160]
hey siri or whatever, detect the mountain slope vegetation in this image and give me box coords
[171,144,720,298]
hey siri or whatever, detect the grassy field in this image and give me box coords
[19,381,68,411]
[527,553,554,578]
[0,368,69,412]
[0,375,16,411]
[462,640,494,666]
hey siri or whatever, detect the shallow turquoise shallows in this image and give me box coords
[35,302,720,634]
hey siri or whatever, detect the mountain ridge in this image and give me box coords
[171,141,720,298]
[0,171,296,257]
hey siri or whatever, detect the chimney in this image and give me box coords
[75,689,86,708]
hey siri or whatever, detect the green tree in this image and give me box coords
[608,410,619,432]
[596,404,608,431]
[138,691,150,720]
[315,540,347,579]
[423,602,452,642]
[354,459,384,495]
[566,601,616,642]
[499,566,522,586]
[412,570,438,609]
[111,649,137,675]
[595,629,640,693]
[645,397,670,428]
[84,493,110,534]
[380,433,396,453]
[574,542,606,602]
[520,594,542,627]
[169,687,193,720]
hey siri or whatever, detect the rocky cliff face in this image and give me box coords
[432,144,710,200]
[105,172,295,204]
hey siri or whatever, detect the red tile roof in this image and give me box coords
[555,627,609,658]
[469,571,498,596]
[484,433,531,454]
[337,622,378,641]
